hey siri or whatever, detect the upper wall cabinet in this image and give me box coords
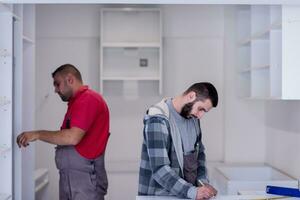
[237,5,300,100]
[100,7,162,95]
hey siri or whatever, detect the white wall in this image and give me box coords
[163,5,225,162]
[35,4,101,200]
[36,4,226,199]
[265,101,300,179]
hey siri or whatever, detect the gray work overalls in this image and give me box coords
[183,135,200,186]
[55,146,108,200]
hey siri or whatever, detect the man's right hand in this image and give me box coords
[16,131,38,148]
[196,184,217,200]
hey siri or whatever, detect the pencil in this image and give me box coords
[198,179,205,186]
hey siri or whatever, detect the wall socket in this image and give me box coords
[139,58,148,67]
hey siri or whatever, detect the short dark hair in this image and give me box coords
[183,82,218,107]
[52,64,82,82]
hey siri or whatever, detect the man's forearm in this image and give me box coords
[152,165,193,198]
[36,129,78,145]
[17,128,85,148]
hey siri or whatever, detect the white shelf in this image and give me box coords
[35,179,49,193]
[239,30,269,45]
[239,20,282,46]
[239,22,281,46]
[34,168,48,181]
[102,76,160,81]
[238,38,251,46]
[22,35,35,44]
[252,64,270,70]
[0,193,11,200]
[251,29,269,40]
[239,65,251,73]
[102,42,160,48]
[34,168,49,193]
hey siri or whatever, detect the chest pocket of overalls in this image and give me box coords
[183,136,199,186]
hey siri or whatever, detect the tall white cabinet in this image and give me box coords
[237,5,300,99]
[0,3,35,200]
[100,7,162,95]
[0,4,13,200]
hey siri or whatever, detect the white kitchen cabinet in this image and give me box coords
[0,4,14,199]
[100,7,162,95]
[237,5,300,99]
[0,3,35,200]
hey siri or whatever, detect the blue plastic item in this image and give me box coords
[266,185,300,198]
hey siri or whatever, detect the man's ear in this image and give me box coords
[66,74,74,84]
[188,91,196,102]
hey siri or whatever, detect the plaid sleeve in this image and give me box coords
[145,117,194,198]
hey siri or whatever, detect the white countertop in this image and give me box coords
[136,194,297,200]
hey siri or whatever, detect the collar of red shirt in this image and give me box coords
[68,85,88,106]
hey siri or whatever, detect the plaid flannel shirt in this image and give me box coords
[138,113,208,199]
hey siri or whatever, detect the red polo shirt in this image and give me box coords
[61,86,110,159]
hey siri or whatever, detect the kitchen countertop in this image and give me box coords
[136,194,297,200]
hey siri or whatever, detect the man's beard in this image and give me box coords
[180,101,195,119]
[58,90,72,102]
[59,94,69,102]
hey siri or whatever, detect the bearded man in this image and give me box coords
[138,82,218,200]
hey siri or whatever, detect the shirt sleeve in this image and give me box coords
[144,117,195,199]
[70,97,99,132]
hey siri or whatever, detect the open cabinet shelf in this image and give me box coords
[100,7,163,95]
[237,5,300,99]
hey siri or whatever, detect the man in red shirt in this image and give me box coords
[17,64,110,200]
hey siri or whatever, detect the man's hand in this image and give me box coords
[17,131,39,148]
[196,184,217,200]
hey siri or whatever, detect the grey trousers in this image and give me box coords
[55,146,108,200]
